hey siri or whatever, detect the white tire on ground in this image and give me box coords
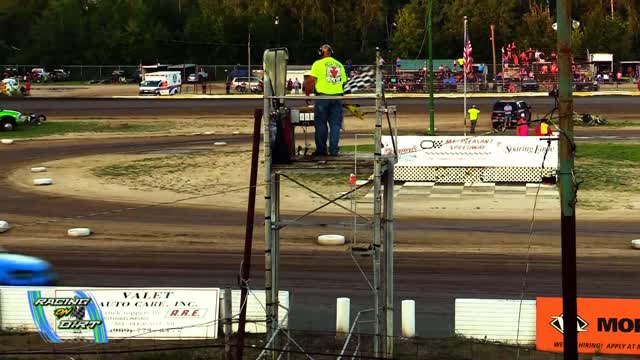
[0,221,10,233]
[631,239,640,249]
[214,142,227,146]
[31,167,47,173]
[68,228,92,237]
[317,234,346,246]
[203,131,215,135]
[33,178,53,186]
[1,139,14,144]
[232,131,240,135]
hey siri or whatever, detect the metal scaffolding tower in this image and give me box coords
[262,48,397,358]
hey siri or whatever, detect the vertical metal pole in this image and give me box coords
[248,32,251,81]
[263,89,274,356]
[236,108,263,360]
[271,172,281,359]
[373,48,383,358]
[490,24,497,83]
[463,16,468,136]
[428,0,435,135]
[557,1,578,359]
[383,164,395,358]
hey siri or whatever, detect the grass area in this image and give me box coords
[31,80,100,86]
[340,143,375,153]
[575,142,640,191]
[604,120,640,128]
[0,121,174,139]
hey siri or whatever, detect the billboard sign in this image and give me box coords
[537,297,640,354]
[382,136,558,168]
[26,288,220,343]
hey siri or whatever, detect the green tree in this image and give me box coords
[515,4,555,53]
[391,0,424,58]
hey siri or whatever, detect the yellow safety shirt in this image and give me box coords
[468,108,480,121]
[311,57,347,95]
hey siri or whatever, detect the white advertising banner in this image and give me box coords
[382,136,558,168]
[1,287,219,342]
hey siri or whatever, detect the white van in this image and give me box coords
[139,71,182,96]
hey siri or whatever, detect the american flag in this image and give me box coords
[463,38,473,73]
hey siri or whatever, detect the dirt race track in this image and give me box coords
[1,97,639,339]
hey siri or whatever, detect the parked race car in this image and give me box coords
[0,247,58,286]
[0,109,46,131]
[49,69,70,82]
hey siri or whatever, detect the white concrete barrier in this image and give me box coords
[455,298,536,345]
[631,239,640,249]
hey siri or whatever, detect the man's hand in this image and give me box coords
[304,76,316,105]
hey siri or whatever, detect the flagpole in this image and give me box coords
[463,16,468,136]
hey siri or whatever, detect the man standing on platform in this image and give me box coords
[305,44,347,156]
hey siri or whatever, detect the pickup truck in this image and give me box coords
[0,109,24,131]
[0,109,46,131]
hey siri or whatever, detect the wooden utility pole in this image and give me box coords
[557,0,578,359]
[235,109,263,360]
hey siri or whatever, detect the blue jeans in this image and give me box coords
[314,99,343,155]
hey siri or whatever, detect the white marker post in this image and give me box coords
[401,300,416,338]
[336,297,351,339]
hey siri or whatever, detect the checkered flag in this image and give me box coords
[73,306,85,320]
[343,67,375,94]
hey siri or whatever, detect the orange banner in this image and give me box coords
[537,297,640,354]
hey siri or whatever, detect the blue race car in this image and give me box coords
[0,248,58,286]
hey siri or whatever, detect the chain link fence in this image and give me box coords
[0,329,572,359]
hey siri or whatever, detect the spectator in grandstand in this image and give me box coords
[550,51,557,61]
[551,62,558,74]
[535,49,542,61]
[520,51,528,65]
[520,67,527,78]
[517,113,529,136]
[345,59,353,76]
[541,64,549,74]
[395,57,401,73]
